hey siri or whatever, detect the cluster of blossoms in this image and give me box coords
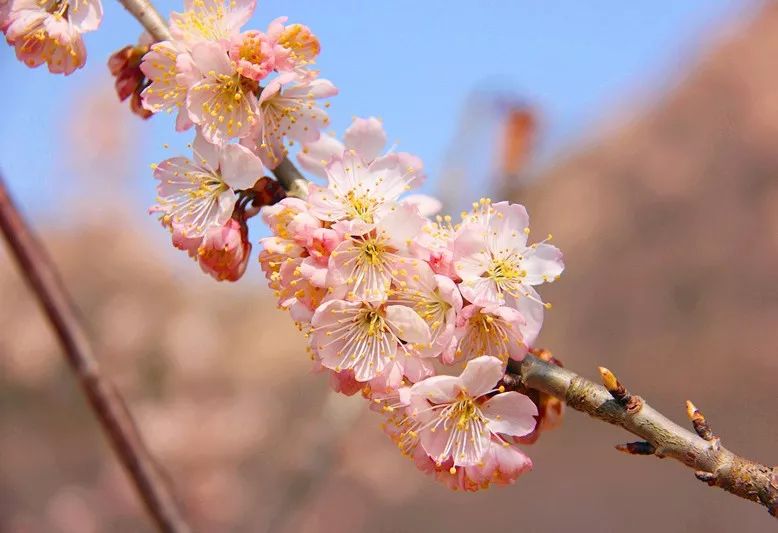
[260,116,566,490]
[3,0,568,491]
[2,0,103,74]
[135,0,336,280]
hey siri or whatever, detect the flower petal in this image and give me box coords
[343,116,386,162]
[458,355,504,397]
[481,391,538,436]
[220,143,263,190]
[523,243,565,285]
[386,305,431,345]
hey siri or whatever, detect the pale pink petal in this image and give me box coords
[68,0,102,32]
[192,131,220,170]
[296,133,345,179]
[490,201,529,251]
[189,41,231,76]
[481,392,538,436]
[343,116,386,162]
[410,375,460,404]
[523,243,565,285]
[514,286,544,350]
[385,305,431,345]
[219,143,263,190]
[458,355,504,397]
[401,194,442,217]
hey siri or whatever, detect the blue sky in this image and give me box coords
[0,0,753,219]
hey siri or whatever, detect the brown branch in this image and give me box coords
[271,157,310,197]
[0,175,191,533]
[507,355,778,518]
[116,0,171,41]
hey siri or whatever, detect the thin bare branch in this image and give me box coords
[116,0,171,41]
[508,355,778,517]
[0,175,191,533]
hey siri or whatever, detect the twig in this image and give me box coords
[507,355,778,517]
[116,0,171,41]
[0,175,191,533]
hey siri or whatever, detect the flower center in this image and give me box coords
[239,35,266,65]
[357,237,387,266]
[447,396,482,430]
[486,257,525,283]
[357,308,387,338]
[345,190,377,223]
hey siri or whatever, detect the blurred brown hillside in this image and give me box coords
[2,3,778,533]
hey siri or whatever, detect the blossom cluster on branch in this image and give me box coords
[261,114,565,489]
[2,0,568,491]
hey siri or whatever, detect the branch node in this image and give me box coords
[500,372,522,390]
[695,471,718,485]
[615,441,656,456]
[686,400,716,441]
[598,366,641,412]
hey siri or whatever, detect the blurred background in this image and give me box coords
[1,0,777,531]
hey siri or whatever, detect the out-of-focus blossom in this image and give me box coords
[152,133,263,237]
[3,0,102,75]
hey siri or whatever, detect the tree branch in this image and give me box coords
[116,0,171,41]
[0,175,191,533]
[507,355,778,517]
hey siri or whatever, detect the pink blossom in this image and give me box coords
[414,215,458,278]
[298,227,342,287]
[454,199,564,308]
[228,30,275,81]
[140,40,199,131]
[297,116,426,184]
[310,299,431,382]
[186,41,260,144]
[324,366,363,397]
[196,217,251,282]
[169,0,255,47]
[170,223,202,259]
[426,439,533,491]
[326,204,426,303]
[408,355,537,467]
[247,72,337,168]
[152,133,263,237]
[266,16,320,72]
[389,260,462,358]
[447,304,531,364]
[3,0,102,75]
[307,150,422,233]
